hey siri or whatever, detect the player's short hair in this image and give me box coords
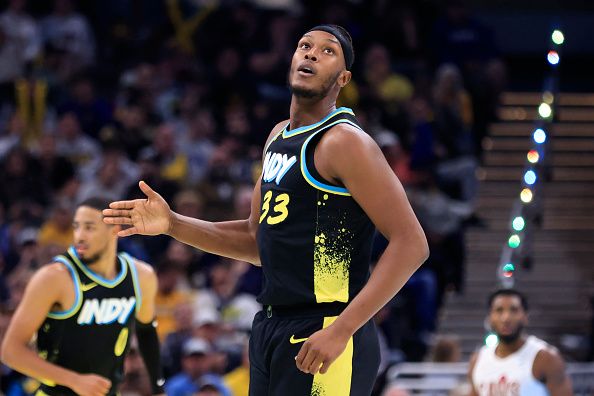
[487,288,529,311]
[77,196,112,214]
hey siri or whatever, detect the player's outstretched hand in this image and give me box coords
[102,181,173,237]
[70,373,112,396]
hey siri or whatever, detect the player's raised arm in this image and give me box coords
[1,265,112,396]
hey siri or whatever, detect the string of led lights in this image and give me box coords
[496,28,564,290]
[483,30,565,348]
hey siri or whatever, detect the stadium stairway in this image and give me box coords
[436,92,594,361]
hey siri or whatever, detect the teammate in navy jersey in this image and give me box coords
[104,24,428,395]
[1,197,165,396]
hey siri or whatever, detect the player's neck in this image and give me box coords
[495,334,527,358]
[289,96,336,130]
[86,245,119,280]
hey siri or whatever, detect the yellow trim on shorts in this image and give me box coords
[311,316,353,396]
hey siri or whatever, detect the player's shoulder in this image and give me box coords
[127,257,156,278]
[535,342,563,362]
[43,261,75,279]
[317,121,378,166]
[322,121,373,149]
[269,119,289,140]
[533,339,567,378]
[28,261,74,290]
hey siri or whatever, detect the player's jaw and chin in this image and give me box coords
[495,323,524,344]
[288,68,342,100]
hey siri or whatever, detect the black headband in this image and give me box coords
[305,24,354,70]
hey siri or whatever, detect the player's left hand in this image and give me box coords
[295,324,351,375]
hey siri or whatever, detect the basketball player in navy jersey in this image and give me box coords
[103,24,429,395]
[1,198,165,396]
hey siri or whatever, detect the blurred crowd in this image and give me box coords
[0,0,507,395]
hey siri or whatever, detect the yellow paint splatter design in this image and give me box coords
[311,316,353,395]
[313,217,352,303]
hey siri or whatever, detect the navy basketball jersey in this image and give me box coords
[36,247,141,396]
[257,107,375,306]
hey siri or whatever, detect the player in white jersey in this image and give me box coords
[468,289,572,396]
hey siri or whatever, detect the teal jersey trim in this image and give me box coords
[283,107,355,138]
[122,253,142,313]
[300,119,362,196]
[47,256,83,319]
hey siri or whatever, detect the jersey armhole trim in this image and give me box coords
[300,119,362,196]
[47,256,83,319]
[123,253,142,313]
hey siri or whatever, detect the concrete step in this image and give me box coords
[498,107,594,122]
[500,92,594,107]
[478,181,594,197]
[476,196,594,211]
[480,166,594,182]
[484,152,594,167]
[483,136,594,152]
[490,122,594,137]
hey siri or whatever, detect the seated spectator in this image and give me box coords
[432,64,478,205]
[165,338,231,396]
[37,199,73,251]
[193,259,261,334]
[77,147,138,202]
[162,302,195,378]
[155,262,193,340]
[59,74,113,139]
[55,111,101,179]
[41,0,95,70]
[0,0,41,84]
[223,341,249,396]
[138,123,188,185]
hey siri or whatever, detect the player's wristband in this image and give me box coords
[135,319,165,394]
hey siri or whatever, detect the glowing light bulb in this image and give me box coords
[539,103,552,118]
[520,188,533,203]
[552,30,564,45]
[508,234,521,248]
[533,128,547,144]
[512,216,525,231]
[524,170,537,185]
[527,150,539,163]
[485,333,499,347]
[547,50,560,65]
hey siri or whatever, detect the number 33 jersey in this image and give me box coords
[36,247,141,396]
[257,107,375,307]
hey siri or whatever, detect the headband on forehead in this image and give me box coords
[305,24,354,70]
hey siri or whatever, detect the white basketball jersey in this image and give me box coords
[472,335,549,396]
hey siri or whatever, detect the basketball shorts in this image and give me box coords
[249,304,380,396]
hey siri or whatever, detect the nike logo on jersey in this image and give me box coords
[262,152,297,185]
[289,335,308,344]
[77,297,136,325]
[80,282,98,292]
